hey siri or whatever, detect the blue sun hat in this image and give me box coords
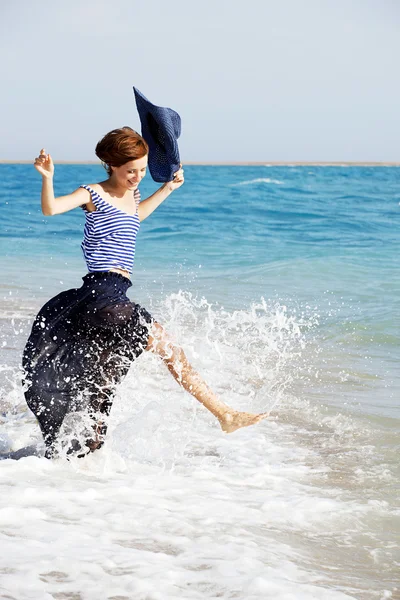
[133,87,181,183]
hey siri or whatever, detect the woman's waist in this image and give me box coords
[108,267,131,280]
[82,270,132,292]
[81,251,133,277]
[81,248,134,276]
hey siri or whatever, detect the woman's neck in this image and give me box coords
[100,177,131,198]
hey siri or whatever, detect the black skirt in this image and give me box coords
[22,271,153,457]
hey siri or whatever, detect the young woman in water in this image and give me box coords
[24,127,266,458]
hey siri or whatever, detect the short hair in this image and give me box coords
[95,127,149,175]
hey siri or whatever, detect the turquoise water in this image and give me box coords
[0,164,399,599]
[1,164,399,417]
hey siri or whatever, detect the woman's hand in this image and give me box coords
[165,164,184,192]
[34,149,54,178]
[138,164,185,221]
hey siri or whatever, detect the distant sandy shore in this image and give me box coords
[1,160,399,166]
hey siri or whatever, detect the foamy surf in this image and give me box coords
[0,291,398,599]
[230,177,284,186]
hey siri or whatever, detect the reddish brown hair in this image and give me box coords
[95,126,149,175]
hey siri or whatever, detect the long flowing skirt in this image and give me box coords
[22,271,153,458]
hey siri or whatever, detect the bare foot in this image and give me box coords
[218,410,269,433]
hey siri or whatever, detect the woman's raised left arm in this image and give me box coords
[137,166,184,221]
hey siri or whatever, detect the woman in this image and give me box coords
[24,127,266,459]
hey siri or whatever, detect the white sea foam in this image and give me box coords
[231,177,284,186]
[0,292,398,599]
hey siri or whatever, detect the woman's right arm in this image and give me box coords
[34,149,90,216]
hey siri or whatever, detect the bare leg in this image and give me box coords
[145,323,267,433]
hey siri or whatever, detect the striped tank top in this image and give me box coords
[80,185,141,274]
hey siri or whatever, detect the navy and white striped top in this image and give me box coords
[80,185,141,274]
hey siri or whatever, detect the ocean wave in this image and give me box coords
[231,177,284,186]
[0,289,398,598]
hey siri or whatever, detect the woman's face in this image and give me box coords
[112,155,148,190]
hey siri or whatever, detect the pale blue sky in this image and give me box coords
[0,0,399,161]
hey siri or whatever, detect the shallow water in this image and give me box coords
[0,165,399,599]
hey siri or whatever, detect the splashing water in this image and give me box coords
[1,163,399,599]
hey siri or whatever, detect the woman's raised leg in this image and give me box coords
[145,323,267,433]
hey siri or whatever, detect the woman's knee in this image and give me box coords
[145,322,166,352]
[146,323,184,365]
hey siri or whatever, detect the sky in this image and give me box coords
[0,0,399,162]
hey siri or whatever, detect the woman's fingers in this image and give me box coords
[34,149,51,165]
[37,149,47,161]
[35,150,47,163]
[173,165,184,180]
[33,149,54,176]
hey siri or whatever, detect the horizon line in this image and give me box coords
[1,160,400,167]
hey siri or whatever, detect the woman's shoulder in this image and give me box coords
[78,184,103,212]
[80,184,107,202]
[80,183,103,194]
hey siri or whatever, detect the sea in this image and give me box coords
[0,163,399,600]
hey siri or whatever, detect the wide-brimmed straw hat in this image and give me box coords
[133,87,181,183]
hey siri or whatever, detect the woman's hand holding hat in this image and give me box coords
[165,164,184,192]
